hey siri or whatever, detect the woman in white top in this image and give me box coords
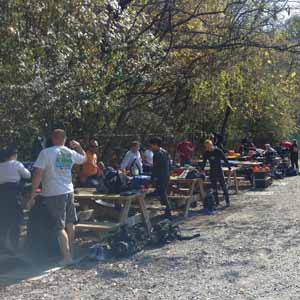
[0,146,31,250]
[0,148,31,184]
[120,141,143,176]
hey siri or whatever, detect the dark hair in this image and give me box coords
[149,137,162,147]
[1,146,18,161]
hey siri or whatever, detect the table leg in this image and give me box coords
[119,199,132,225]
[198,180,205,202]
[184,198,193,218]
[184,181,197,218]
[226,170,232,186]
[233,170,239,194]
[136,194,152,236]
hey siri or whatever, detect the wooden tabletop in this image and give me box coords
[204,166,238,172]
[170,178,204,183]
[233,161,263,166]
[74,193,139,202]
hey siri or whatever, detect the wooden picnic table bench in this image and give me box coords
[169,178,205,218]
[74,189,152,236]
[203,167,240,194]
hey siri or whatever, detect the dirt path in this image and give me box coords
[1,177,300,300]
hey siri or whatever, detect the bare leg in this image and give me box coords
[57,229,72,264]
[65,223,75,257]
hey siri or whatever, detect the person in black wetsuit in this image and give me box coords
[149,137,172,219]
[210,132,225,152]
[290,140,299,170]
[201,140,231,207]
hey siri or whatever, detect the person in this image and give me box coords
[210,132,225,151]
[177,138,194,166]
[200,140,231,207]
[149,137,172,219]
[80,139,104,186]
[290,139,299,170]
[239,137,255,156]
[31,136,46,161]
[264,144,277,166]
[0,146,31,251]
[120,141,143,176]
[274,143,283,158]
[142,147,154,174]
[28,129,86,265]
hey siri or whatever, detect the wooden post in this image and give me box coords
[136,194,152,236]
[119,199,132,225]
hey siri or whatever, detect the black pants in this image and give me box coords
[291,155,299,170]
[156,180,172,214]
[0,183,23,249]
[210,171,229,204]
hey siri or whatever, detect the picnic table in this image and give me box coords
[228,160,263,168]
[169,178,205,218]
[74,189,152,236]
[203,166,240,194]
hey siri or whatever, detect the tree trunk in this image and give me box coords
[220,104,232,141]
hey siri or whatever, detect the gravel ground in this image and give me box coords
[1,177,300,300]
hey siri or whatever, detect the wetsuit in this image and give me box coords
[290,143,299,170]
[152,148,172,216]
[201,147,231,206]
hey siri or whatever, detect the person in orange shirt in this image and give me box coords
[80,140,104,186]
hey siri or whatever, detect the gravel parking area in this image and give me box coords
[1,177,300,300]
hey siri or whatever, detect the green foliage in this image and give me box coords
[0,0,300,158]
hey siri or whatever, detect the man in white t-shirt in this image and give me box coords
[28,129,86,264]
[120,141,143,175]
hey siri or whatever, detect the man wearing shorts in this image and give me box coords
[29,129,86,264]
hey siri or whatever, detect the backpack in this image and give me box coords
[286,167,298,177]
[100,168,129,194]
[95,176,109,193]
[273,170,284,179]
[186,169,205,180]
[131,175,151,190]
[150,220,180,245]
